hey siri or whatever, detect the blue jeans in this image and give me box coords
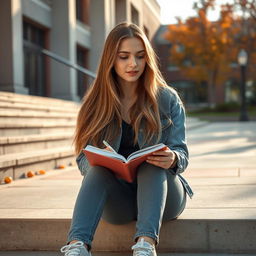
[67,162,187,248]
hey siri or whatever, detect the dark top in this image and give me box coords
[118,120,140,158]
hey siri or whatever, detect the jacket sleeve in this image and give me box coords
[76,150,90,176]
[166,92,189,174]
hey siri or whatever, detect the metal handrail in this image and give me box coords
[41,49,96,79]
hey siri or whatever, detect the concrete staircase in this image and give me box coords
[0,91,79,181]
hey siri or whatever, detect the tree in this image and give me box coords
[164,0,239,106]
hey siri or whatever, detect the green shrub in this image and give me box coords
[214,102,240,112]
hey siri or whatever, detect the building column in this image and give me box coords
[50,0,79,101]
[0,0,28,94]
[89,0,116,73]
[115,0,127,25]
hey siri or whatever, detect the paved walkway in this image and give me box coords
[0,120,256,254]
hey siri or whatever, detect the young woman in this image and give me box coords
[60,22,191,256]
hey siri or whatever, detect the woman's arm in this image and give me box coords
[166,93,188,173]
[146,90,189,174]
[76,151,90,175]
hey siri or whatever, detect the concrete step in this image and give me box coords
[0,101,79,114]
[0,133,73,155]
[0,147,75,180]
[0,119,75,127]
[0,92,80,108]
[0,122,75,136]
[0,115,75,123]
[0,168,255,253]
[1,216,255,253]
[0,109,77,120]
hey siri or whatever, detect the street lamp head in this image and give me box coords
[238,49,248,66]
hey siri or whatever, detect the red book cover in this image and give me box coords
[83,143,167,183]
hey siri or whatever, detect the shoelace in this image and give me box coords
[60,241,85,256]
[131,239,155,256]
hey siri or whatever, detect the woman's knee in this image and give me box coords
[162,193,186,221]
[137,162,167,181]
[83,166,117,189]
[162,174,187,221]
[86,166,114,180]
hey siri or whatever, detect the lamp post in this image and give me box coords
[237,49,249,121]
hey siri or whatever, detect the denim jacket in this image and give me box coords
[76,87,193,198]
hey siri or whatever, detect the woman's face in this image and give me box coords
[114,37,146,83]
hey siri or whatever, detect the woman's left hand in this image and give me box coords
[146,147,177,169]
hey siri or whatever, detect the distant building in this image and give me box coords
[0,0,161,101]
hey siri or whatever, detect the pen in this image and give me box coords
[103,140,117,153]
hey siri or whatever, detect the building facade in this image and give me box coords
[0,0,161,101]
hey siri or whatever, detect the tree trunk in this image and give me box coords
[207,68,218,107]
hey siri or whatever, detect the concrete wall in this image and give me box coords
[142,0,161,39]
[50,0,78,101]
[0,0,27,94]
[22,0,52,28]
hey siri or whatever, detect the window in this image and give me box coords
[143,26,149,38]
[131,4,139,26]
[76,0,90,25]
[23,20,48,96]
[77,46,89,99]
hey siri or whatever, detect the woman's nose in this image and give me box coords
[129,56,137,67]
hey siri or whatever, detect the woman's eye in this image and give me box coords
[119,56,128,59]
[137,55,145,59]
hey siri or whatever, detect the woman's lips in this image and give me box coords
[126,71,139,76]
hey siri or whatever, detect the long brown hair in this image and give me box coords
[74,22,171,154]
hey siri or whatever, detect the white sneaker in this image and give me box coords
[131,238,157,256]
[60,241,91,256]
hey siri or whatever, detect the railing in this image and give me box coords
[23,40,96,98]
[41,49,96,79]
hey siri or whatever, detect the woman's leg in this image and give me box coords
[101,178,137,224]
[162,172,187,222]
[134,162,186,245]
[134,162,168,245]
[67,166,137,249]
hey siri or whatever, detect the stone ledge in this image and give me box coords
[0,218,255,253]
[0,147,74,168]
[0,121,75,128]
[0,133,73,145]
[0,102,79,114]
[0,110,77,119]
[0,208,255,220]
[0,92,80,107]
[0,127,75,137]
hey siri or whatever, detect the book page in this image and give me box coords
[84,145,127,162]
[127,143,166,161]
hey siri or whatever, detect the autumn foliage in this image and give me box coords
[164,0,256,105]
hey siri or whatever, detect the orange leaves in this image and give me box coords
[4,177,13,184]
[37,170,46,175]
[57,164,66,169]
[26,171,35,178]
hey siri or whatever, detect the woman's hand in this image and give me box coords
[146,147,177,169]
[104,146,114,152]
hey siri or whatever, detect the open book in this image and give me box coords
[83,143,167,182]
